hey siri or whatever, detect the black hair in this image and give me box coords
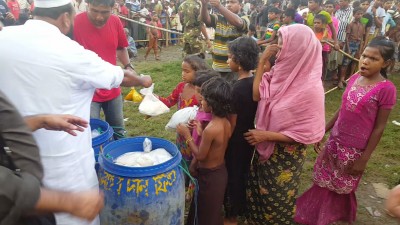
[353,7,363,14]
[183,54,209,71]
[352,0,361,7]
[300,0,308,6]
[201,77,232,118]
[250,0,257,5]
[228,37,259,71]
[269,0,280,6]
[269,7,282,14]
[290,0,301,9]
[312,0,324,5]
[284,8,296,19]
[193,70,220,87]
[314,13,327,24]
[324,0,335,5]
[249,24,256,32]
[86,0,115,7]
[33,3,74,20]
[367,36,396,78]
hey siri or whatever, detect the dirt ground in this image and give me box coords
[131,45,399,225]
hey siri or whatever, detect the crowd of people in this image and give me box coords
[1,0,400,225]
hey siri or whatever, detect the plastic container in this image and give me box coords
[90,119,114,171]
[98,137,185,225]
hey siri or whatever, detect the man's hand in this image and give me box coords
[139,74,152,88]
[68,190,104,221]
[42,115,88,136]
[209,0,221,8]
[200,0,209,5]
[5,12,15,20]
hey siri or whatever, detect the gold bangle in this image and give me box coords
[185,137,193,145]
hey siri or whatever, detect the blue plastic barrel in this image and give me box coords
[98,137,185,225]
[90,119,114,171]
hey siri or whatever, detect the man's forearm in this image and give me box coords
[217,5,243,28]
[201,2,212,26]
[24,115,46,131]
[117,48,131,67]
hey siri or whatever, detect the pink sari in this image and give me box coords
[256,24,325,161]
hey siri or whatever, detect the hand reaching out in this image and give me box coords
[41,114,88,136]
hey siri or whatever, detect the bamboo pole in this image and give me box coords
[118,15,184,35]
[325,41,359,62]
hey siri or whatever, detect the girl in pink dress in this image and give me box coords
[295,37,397,225]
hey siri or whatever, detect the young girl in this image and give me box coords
[184,70,219,205]
[190,70,220,148]
[295,37,397,225]
[176,77,232,225]
[313,14,331,79]
[224,37,259,225]
[158,54,209,161]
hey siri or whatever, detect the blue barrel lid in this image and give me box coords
[90,118,114,147]
[99,137,182,178]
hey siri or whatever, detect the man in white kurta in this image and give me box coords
[0,0,151,224]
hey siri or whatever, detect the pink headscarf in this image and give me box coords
[255,24,325,161]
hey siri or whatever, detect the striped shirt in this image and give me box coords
[335,6,353,42]
[210,14,249,72]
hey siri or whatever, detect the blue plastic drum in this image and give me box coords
[98,137,185,225]
[90,119,114,171]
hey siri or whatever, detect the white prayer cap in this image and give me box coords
[34,0,72,8]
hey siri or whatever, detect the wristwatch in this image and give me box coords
[124,63,134,70]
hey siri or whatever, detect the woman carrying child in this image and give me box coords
[244,24,326,225]
[295,37,397,225]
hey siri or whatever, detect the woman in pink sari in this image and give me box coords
[243,24,326,225]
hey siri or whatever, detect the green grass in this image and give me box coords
[120,59,400,223]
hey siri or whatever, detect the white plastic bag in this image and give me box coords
[165,106,198,131]
[139,82,154,95]
[138,83,170,116]
[114,138,173,167]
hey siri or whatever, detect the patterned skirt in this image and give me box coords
[245,143,306,225]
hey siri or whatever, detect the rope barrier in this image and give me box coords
[118,15,184,35]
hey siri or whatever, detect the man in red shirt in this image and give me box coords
[6,0,19,22]
[74,0,132,138]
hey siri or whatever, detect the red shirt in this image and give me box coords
[119,5,129,27]
[74,13,128,102]
[7,0,20,20]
